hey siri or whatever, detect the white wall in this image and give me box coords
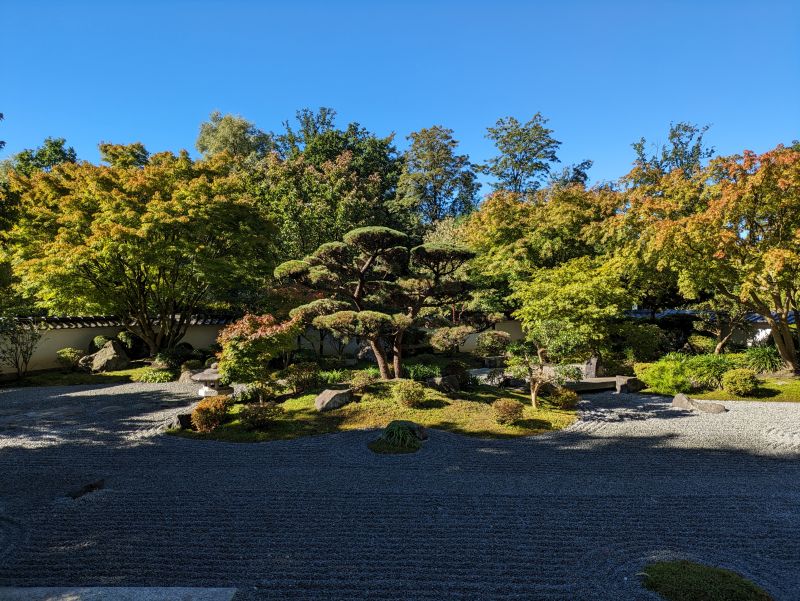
[1,324,226,375]
[459,320,524,353]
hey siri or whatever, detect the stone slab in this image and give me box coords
[0,588,237,601]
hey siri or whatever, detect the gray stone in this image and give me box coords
[672,393,728,414]
[615,376,645,394]
[672,393,695,410]
[165,413,194,430]
[426,375,461,392]
[91,340,130,372]
[314,388,353,412]
[179,369,202,383]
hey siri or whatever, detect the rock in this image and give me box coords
[178,369,202,383]
[314,388,353,412]
[672,393,694,410]
[691,399,728,414]
[426,375,461,393]
[165,413,194,430]
[386,420,428,441]
[78,353,95,371]
[615,376,645,394]
[672,393,728,414]
[91,340,130,372]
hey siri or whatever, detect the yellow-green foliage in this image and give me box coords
[548,387,580,409]
[238,402,283,431]
[721,369,760,397]
[492,398,524,425]
[392,379,427,408]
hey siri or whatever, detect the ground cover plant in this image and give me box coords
[641,560,773,601]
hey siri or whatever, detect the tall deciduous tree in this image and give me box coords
[12,137,77,176]
[7,146,275,354]
[481,114,561,194]
[196,111,274,158]
[394,125,479,225]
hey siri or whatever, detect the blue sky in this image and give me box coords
[2,0,798,185]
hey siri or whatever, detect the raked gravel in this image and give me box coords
[0,383,798,600]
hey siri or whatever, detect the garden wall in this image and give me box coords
[0,324,225,376]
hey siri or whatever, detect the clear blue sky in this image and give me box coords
[2,0,798,184]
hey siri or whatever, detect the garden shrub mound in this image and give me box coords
[239,402,283,431]
[393,379,427,408]
[493,398,524,425]
[368,420,427,454]
[722,369,760,397]
[191,396,231,433]
[641,560,773,601]
[173,382,577,443]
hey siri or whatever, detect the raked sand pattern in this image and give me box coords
[0,383,798,600]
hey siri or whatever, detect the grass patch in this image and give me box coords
[691,377,800,402]
[642,560,773,601]
[3,364,171,387]
[172,383,576,443]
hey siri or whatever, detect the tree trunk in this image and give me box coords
[529,379,541,410]
[714,331,734,355]
[767,317,800,372]
[369,339,391,380]
[392,329,405,380]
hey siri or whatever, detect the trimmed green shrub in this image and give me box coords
[684,354,735,390]
[721,368,759,397]
[238,402,283,430]
[635,360,692,395]
[404,363,441,381]
[429,326,475,355]
[392,379,426,408]
[319,368,351,385]
[745,346,783,374]
[191,395,230,432]
[281,362,320,393]
[492,398,524,425]
[236,381,280,404]
[442,360,471,388]
[181,359,204,372]
[548,387,580,409]
[56,347,85,370]
[135,367,176,383]
[350,370,379,392]
[474,330,511,357]
[153,347,193,369]
[90,335,112,352]
[687,334,717,355]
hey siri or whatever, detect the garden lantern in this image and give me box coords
[190,362,233,398]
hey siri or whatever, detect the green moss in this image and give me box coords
[642,560,773,601]
[172,383,576,443]
[5,365,159,387]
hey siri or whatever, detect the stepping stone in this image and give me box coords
[0,588,238,601]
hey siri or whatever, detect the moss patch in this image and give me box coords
[172,383,576,443]
[3,365,167,387]
[642,560,773,601]
[691,377,800,402]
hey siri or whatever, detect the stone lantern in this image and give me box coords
[190,363,233,398]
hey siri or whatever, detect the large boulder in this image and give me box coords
[426,375,461,393]
[615,376,645,394]
[672,393,727,414]
[315,388,353,412]
[91,340,130,372]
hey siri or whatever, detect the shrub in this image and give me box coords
[135,367,176,383]
[191,395,231,433]
[548,387,580,409]
[404,363,441,381]
[721,368,759,397]
[392,379,426,408]
[378,420,422,450]
[218,314,301,383]
[181,359,204,372]
[350,370,379,392]
[205,356,217,367]
[474,330,512,357]
[236,381,280,404]
[153,347,193,369]
[90,335,112,352]
[319,368,352,385]
[429,326,475,355]
[0,318,42,378]
[745,346,783,373]
[492,398,524,425]
[635,360,692,395]
[442,360,471,388]
[687,334,717,355]
[238,402,283,430]
[56,347,85,370]
[281,362,320,393]
[684,354,735,390]
[613,322,669,362]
